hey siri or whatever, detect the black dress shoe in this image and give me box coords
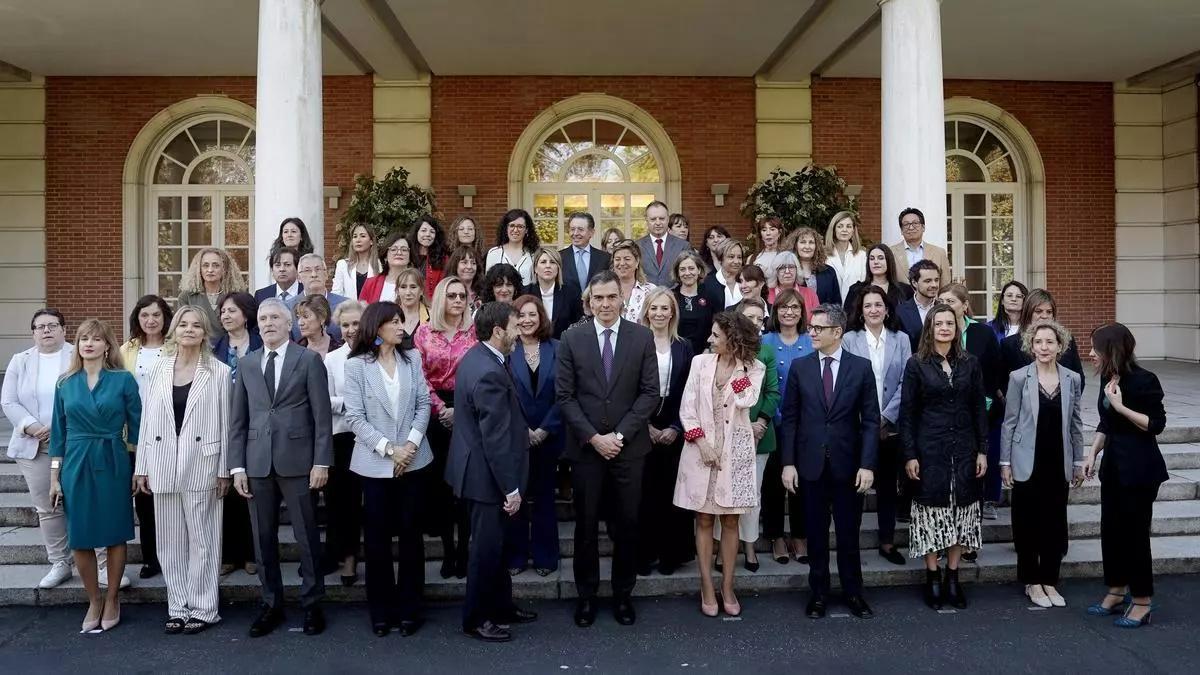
[248,606,285,638]
[139,564,161,579]
[945,568,968,609]
[805,596,827,619]
[497,607,538,625]
[636,561,656,576]
[454,561,468,580]
[398,619,424,636]
[613,597,637,625]
[372,622,390,637]
[574,599,597,627]
[439,559,455,579]
[303,607,326,636]
[658,562,678,576]
[924,568,943,610]
[846,595,874,619]
[878,546,907,566]
[464,621,511,642]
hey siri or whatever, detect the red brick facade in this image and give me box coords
[44,75,373,335]
[430,76,758,246]
[812,77,1115,347]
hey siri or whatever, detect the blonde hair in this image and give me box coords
[344,223,382,274]
[532,247,564,286]
[332,299,366,326]
[938,282,973,318]
[61,319,124,382]
[824,210,863,255]
[162,305,215,360]
[610,239,647,284]
[783,227,828,270]
[1021,319,1071,358]
[638,286,680,341]
[393,267,428,308]
[429,275,471,332]
[178,248,247,295]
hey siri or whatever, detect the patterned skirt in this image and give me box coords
[908,494,982,557]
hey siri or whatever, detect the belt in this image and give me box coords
[66,431,126,472]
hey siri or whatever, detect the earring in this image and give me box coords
[374,337,383,346]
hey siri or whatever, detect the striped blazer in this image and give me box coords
[134,354,232,493]
[342,351,433,479]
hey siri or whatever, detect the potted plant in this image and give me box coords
[337,166,439,251]
[739,165,856,237]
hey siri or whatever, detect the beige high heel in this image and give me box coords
[100,600,121,631]
[81,600,104,633]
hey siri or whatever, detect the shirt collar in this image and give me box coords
[482,341,506,365]
[865,330,884,348]
[265,340,288,359]
[819,347,843,363]
[277,281,300,296]
[904,241,925,253]
[595,318,620,338]
[573,245,590,255]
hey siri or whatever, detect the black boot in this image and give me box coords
[946,568,967,609]
[923,568,943,610]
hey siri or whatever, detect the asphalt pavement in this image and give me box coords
[2,576,1199,673]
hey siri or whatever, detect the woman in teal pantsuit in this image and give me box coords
[49,319,141,633]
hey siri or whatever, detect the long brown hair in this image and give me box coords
[1091,322,1138,380]
[61,319,124,382]
[713,311,760,367]
[915,304,965,362]
[784,226,828,270]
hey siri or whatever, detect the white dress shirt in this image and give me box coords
[818,346,843,391]
[372,360,426,455]
[261,340,289,393]
[656,348,671,397]
[864,329,886,413]
[275,281,301,301]
[915,295,935,323]
[715,269,742,308]
[539,284,556,320]
[595,317,620,354]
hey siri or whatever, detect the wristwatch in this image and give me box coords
[614,432,625,442]
[386,446,395,457]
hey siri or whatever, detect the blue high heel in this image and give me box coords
[1087,593,1131,616]
[1114,602,1155,628]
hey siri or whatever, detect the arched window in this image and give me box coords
[524,114,666,246]
[150,116,255,298]
[945,117,1024,315]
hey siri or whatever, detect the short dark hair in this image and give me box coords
[474,301,517,343]
[216,292,258,334]
[645,200,669,215]
[350,301,410,363]
[512,294,552,341]
[811,303,847,332]
[845,285,902,332]
[30,308,65,331]
[586,269,621,295]
[270,246,300,268]
[898,207,925,227]
[128,295,174,343]
[481,263,523,302]
[567,212,595,231]
[908,258,941,286]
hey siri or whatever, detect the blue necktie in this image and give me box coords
[577,248,588,288]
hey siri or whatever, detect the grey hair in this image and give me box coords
[1020,319,1071,358]
[812,302,847,331]
[332,299,366,325]
[257,297,293,326]
[297,252,326,269]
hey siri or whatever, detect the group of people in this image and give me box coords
[1,202,1169,641]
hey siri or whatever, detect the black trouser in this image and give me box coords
[875,435,901,547]
[464,498,516,630]
[361,469,425,626]
[323,433,363,564]
[1012,475,1068,586]
[637,433,694,569]
[425,392,470,570]
[761,449,806,540]
[572,451,645,599]
[221,491,255,567]
[1100,474,1160,597]
[131,453,158,570]
[803,460,865,597]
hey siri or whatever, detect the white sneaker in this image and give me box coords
[38,560,73,589]
[97,566,132,589]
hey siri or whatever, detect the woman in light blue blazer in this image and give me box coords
[842,284,912,566]
[1000,319,1084,609]
[343,301,433,638]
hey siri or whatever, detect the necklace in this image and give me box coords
[523,342,540,369]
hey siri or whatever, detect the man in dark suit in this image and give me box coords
[445,301,536,642]
[556,270,659,627]
[253,247,304,304]
[895,259,941,353]
[228,297,333,637]
[559,212,611,294]
[779,303,880,620]
[635,201,689,287]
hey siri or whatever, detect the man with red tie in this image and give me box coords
[636,201,689,287]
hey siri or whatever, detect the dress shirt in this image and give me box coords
[595,317,620,354]
[275,281,301,301]
[539,284,556,319]
[411,324,478,414]
[34,352,60,428]
[865,329,886,413]
[903,242,925,270]
[716,269,743,308]
[133,345,163,399]
[573,245,590,286]
[915,295,935,323]
[818,346,843,391]
[656,348,671,397]
[372,360,426,456]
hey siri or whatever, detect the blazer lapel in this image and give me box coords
[365,359,397,422]
[181,360,211,431]
[274,344,303,400]
[536,341,554,394]
[1023,363,1040,427]
[1057,363,1072,440]
[826,354,848,412]
[511,342,533,397]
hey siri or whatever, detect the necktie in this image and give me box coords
[577,249,587,288]
[602,329,614,381]
[655,238,664,267]
[822,356,834,406]
[265,350,277,402]
[279,290,288,301]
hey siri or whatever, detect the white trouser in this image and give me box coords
[15,449,108,566]
[713,453,771,544]
[154,490,223,622]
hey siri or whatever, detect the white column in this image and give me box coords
[254,0,323,287]
[879,0,946,248]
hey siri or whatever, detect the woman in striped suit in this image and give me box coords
[133,306,231,634]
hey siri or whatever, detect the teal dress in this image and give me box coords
[50,369,142,549]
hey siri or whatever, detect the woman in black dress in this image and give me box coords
[672,250,723,356]
[999,288,1085,385]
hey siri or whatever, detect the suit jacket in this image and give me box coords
[637,233,690,287]
[556,318,660,461]
[650,338,695,432]
[1000,363,1084,483]
[287,291,349,341]
[254,282,304,305]
[895,298,926,354]
[842,328,911,427]
[890,240,950,281]
[810,266,842,306]
[511,339,563,456]
[341,351,433,479]
[227,343,333,478]
[559,245,612,293]
[332,258,377,301]
[964,320,1003,400]
[778,350,880,482]
[522,282,582,339]
[2,343,73,459]
[1096,366,1169,486]
[134,354,232,492]
[445,343,529,503]
[1000,332,1086,393]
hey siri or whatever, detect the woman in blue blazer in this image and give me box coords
[505,295,563,575]
[522,248,582,339]
[842,284,912,566]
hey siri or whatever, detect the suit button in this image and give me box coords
[155,436,161,441]
[196,436,202,442]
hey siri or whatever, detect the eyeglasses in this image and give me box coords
[33,323,61,331]
[388,245,408,253]
[777,264,797,271]
[445,292,467,300]
[808,324,835,334]
[900,221,923,230]
[507,223,527,230]
[777,305,803,314]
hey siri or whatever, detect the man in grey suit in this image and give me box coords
[229,297,333,638]
[288,253,348,341]
[636,200,688,287]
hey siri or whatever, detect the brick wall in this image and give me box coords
[430,76,757,246]
[812,77,1115,347]
[44,75,372,337]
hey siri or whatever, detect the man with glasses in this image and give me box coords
[288,253,348,341]
[559,212,611,294]
[778,303,880,620]
[889,208,949,281]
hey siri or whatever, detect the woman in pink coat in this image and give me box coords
[674,311,765,618]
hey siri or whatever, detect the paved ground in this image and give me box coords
[1080,361,1200,439]
[2,577,1198,673]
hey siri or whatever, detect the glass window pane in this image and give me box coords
[188,156,248,185]
[157,249,182,274]
[560,119,594,150]
[964,242,985,266]
[945,121,955,153]
[188,196,211,220]
[187,121,219,154]
[630,194,656,213]
[987,156,1016,182]
[157,274,180,298]
[157,221,181,246]
[535,219,558,246]
[160,130,200,171]
[600,194,626,218]
[991,194,1013,217]
[992,241,1014,268]
[565,155,623,182]
[158,196,182,220]
[219,121,251,154]
[964,218,985,241]
[187,221,212,246]
[229,248,249,274]
[630,218,648,240]
[532,193,557,220]
[628,153,660,182]
[225,221,249,246]
[993,217,1014,241]
[600,220,626,238]
[528,148,560,182]
[225,195,250,220]
[965,267,985,292]
[956,121,984,153]
[969,292,988,316]
[975,131,1009,168]
[154,156,185,184]
[563,194,587,212]
[964,193,986,216]
[595,119,624,146]
[946,155,984,182]
[992,267,1014,292]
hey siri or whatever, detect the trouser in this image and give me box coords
[714,454,770,544]
[323,433,363,564]
[425,395,470,568]
[636,437,694,568]
[221,491,255,566]
[131,452,158,570]
[249,474,324,608]
[504,443,561,570]
[1012,477,1068,586]
[464,499,515,631]
[361,470,425,626]
[154,489,222,622]
[875,435,902,546]
[572,451,645,599]
[761,449,806,540]
[1100,475,1159,597]
[15,449,109,567]
[803,461,865,597]
[983,422,1003,503]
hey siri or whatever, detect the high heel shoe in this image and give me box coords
[1087,592,1131,616]
[771,539,790,565]
[1043,585,1066,607]
[101,603,121,631]
[743,546,760,573]
[81,602,104,634]
[722,595,742,617]
[700,595,719,617]
[1025,584,1052,608]
[1114,602,1155,628]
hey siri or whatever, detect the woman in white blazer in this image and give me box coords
[342,301,434,637]
[1000,319,1084,609]
[324,300,366,586]
[824,211,868,303]
[842,285,912,565]
[2,309,75,590]
[133,305,231,634]
[332,223,381,301]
